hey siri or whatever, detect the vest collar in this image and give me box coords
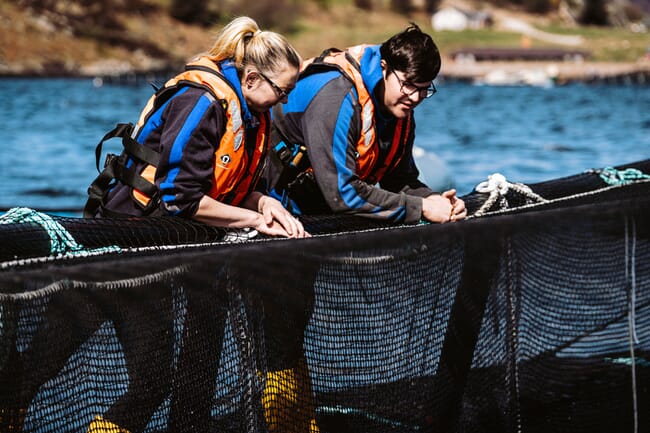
[359,45,394,129]
[219,60,258,129]
[359,45,383,98]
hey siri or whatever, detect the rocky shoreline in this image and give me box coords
[2,59,649,86]
[440,59,650,85]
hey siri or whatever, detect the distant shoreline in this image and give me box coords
[441,60,650,85]
[1,60,649,86]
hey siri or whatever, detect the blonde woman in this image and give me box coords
[86,16,307,238]
[83,16,311,433]
[0,17,310,433]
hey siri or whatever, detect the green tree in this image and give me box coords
[524,0,553,13]
[228,0,301,33]
[355,0,375,10]
[424,0,442,14]
[579,0,609,25]
[170,0,214,25]
[390,0,413,13]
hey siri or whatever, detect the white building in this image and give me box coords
[432,7,492,31]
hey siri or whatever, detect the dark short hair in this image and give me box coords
[380,23,441,82]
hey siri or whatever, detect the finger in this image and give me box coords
[268,207,296,236]
[291,215,302,236]
[262,207,274,225]
[442,189,456,198]
[292,217,305,238]
[258,223,290,238]
[271,219,294,238]
[454,209,467,220]
[282,214,295,236]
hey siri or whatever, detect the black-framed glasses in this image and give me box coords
[258,71,289,99]
[390,69,436,99]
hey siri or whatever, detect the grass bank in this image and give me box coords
[1,0,648,77]
[288,6,648,63]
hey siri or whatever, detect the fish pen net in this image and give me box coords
[0,161,649,433]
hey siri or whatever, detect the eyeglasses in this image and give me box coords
[390,69,436,99]
[258,71,290,99]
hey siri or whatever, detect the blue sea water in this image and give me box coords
[0,77,648,213]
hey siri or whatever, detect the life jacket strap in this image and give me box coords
[93,123,132,172]
[84,123,162,218]
[84,154,118,218]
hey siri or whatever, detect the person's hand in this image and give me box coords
[442,189,467,222]
[422,189,467,223]
[250,217,295,238]
[421,194,454,223]
[257,195,310,238]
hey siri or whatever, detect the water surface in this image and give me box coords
[1,78,648,212]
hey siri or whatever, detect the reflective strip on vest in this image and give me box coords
[130,56,269,207]
[307,45,407,182]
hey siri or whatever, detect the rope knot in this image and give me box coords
[599,167,650,186]
[0,207,120,258]
[475,173,509,195]
[473,173,547,217]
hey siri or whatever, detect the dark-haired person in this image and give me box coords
[259,23,467,433]
[265,23,466,224]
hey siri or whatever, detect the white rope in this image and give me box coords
[474,173,548,217]
[222,228,259,243]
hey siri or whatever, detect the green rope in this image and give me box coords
[599,167,650,186]
[606,357,650,368]
[0,207,121,257]
[316,405,422,430]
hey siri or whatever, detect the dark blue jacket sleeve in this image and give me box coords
[153,87,226,217]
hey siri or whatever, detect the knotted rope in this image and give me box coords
[0,207,121,257]
[599,167,650,186]
[473,173,547,217]
[222,227,259,243]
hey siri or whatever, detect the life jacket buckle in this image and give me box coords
[104,153,118,169]
[274,142,293,165]
[141,189,162,214]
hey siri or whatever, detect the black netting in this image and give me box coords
[1,162,649,433]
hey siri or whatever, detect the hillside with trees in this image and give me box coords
[0,0,648,77]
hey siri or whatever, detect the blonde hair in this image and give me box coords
[207,16,301,76]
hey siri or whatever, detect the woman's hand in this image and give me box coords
[193,194,309,239]
[257,195,309,238]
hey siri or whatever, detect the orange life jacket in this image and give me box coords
[132,56,269,207]
[302,45,411,185]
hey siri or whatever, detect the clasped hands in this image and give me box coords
[422,189,467,223]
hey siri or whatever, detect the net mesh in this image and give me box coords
[1,161,649,433]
